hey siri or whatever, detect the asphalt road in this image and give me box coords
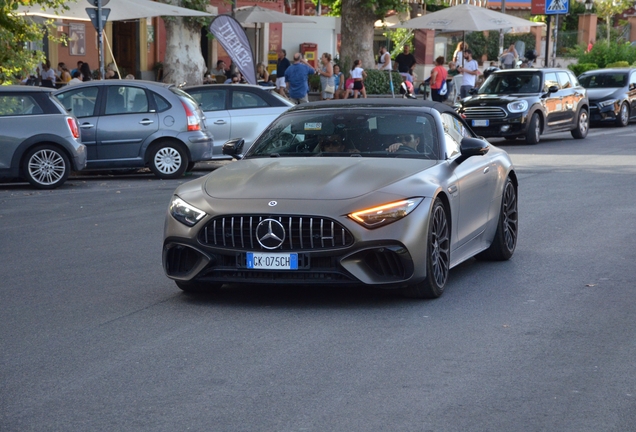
[1,126,635,431]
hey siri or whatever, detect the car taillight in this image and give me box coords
[66,117,80,139]
[181,101,201,131]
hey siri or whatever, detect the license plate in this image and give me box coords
[472,119,489,127]
[246,252,298,270]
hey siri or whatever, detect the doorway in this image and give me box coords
[112,21,139,77]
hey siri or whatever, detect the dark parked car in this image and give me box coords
[162,100,518,299]
[0,86,86,189]
[54,81,213,179]
[578,68,636,127]
[456,68,589,144]
[184,84,292,159]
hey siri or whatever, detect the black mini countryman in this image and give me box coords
[456,68,589,144]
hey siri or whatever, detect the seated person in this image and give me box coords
[315,134,359,153]
[387,134,420,153]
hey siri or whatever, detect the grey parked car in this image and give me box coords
[0,86,86,189]
[184,84,292,159]
[54,80,213,179]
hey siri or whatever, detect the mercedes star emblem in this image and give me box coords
[255,219,286,250]
[268,201,277,207]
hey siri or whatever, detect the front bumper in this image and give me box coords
[162,197,435,289]
[461,111,528,138]
[589,104,619,123]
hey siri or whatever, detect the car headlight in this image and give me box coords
[349,198,423,229]
[598,99,618,108]
[507,100,528,113]
[169,196,206,227]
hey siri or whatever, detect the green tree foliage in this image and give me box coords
[593,0,632,42]
[0,0,69,85]
[570,40,636,68]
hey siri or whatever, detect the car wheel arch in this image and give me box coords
[145,138,191,164]
[433,191,453,241]
[14,138,77,175]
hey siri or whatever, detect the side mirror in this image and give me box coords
[630,83,636,91]
[548,85,559,93]
[456,137,489,163]
[222,138,245,158]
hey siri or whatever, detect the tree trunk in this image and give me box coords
[163,17,206,86]
[340,0,378,75]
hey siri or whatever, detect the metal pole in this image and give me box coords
[98,0,105,80]
[552,14,559,67]
[499,0,506,56]
[544,16,550,68]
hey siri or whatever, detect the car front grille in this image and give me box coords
[198,215,355,251]
[463,107,507,119]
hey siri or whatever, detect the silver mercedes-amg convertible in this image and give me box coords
[162,99,518,299]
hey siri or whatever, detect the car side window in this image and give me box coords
[630,72,636,87]
[557,72,572,89]
[440,113,468,159]
[55,87,99,118]
[188,89,227,111]
[0,95,44,116]
[231,90,269,109]
[544,72,560,92]
[150,92,171,112]
[105,86,149,115]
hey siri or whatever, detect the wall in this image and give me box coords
[282,17,341,61]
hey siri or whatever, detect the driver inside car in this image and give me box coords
[387,134,420,153]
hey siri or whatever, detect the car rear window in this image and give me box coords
[0,95,44,116]
[579,73,627,88]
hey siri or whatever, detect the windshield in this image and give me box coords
[479,72,542,94]
[245,109,440,160]
[579,73,627,88]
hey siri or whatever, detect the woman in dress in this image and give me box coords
[350,59,367,99]
[316,53,334,100]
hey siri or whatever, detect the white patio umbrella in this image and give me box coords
[233,6,316,65]
[392,4,544,66]
[393,4,543,32]
[16,0,213,22]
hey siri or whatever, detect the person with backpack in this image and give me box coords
[430,56,448,102]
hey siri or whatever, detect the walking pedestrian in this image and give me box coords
[429,56,448,102]
[276,49,291,97]
[350,59,367,99]
[284,53,315,104]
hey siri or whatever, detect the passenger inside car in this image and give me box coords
[387,134,421,153]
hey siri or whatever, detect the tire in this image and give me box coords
[525,112,540,145]
[175,280,222,293]
[148,142,189,179]
[616,102,629,127]
[22,145,70,189]
[186,161,196,172]
[571,108,589,139]
[476,177,518,261]
[402,198,450,299]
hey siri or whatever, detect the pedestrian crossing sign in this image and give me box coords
[546,0,568,14]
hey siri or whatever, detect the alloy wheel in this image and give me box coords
[430,204,450,287]
[28,149,66,186]
[502,180,518,252]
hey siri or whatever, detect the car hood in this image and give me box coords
[462,94,534,106]
[585,88,622,101]
[203,157,438,200]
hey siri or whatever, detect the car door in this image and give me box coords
[95,85,158,161]
[187,87,230,157]
[228,88,289,149]
[442,113,495,248]
[557,71,576,125]
[542,72,564,129]
[54,86,100,161]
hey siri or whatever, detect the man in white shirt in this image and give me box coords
[457,49,480,98]
[40,60,56,88]
[377,46,392,71]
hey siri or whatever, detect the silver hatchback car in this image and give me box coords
[0,86,86,189]
[54,80,213,178]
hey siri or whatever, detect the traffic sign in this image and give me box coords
[546,0,569,14]
[86,0,110,6]
[85,7,110,32]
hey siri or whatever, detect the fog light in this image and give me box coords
[500,125,511,132]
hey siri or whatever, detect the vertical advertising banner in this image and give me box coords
[69,23,86,56]
[209,15,257,85]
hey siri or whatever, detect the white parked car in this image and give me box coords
[184,84,293,159]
